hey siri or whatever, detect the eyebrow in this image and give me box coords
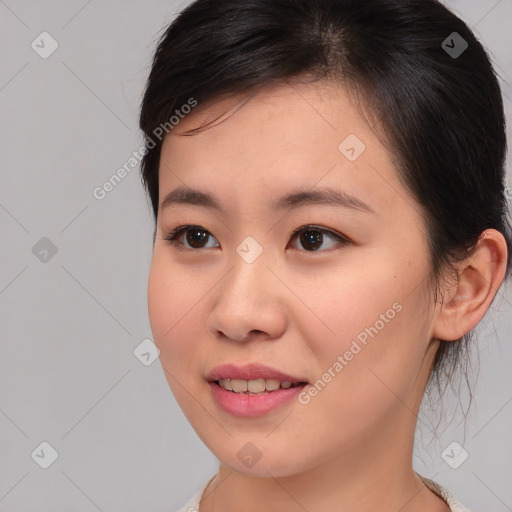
[159,185,374,214]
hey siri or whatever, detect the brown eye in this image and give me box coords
[164,225,219,250]
[289,226,350,252]
[299,229,324,251]
[185,228,211,248]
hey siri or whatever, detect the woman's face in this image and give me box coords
[148,81,440,477]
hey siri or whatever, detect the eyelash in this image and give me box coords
[162,224,351,252]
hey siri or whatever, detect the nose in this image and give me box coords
[206,250,287,343]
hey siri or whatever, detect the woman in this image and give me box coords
[139,1,511,510]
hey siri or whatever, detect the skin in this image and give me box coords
[147,80,508,511]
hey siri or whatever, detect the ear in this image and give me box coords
[432,229,508,341]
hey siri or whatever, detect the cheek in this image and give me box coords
[293,248,432,395]
[147,252,213,424]
[286,254,417,351]
[287,286,431,453]
[147,252,204,370]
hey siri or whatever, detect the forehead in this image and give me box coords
[158,81,405,215]
[166,81,370,156]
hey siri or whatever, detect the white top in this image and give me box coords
[176,473,471,512]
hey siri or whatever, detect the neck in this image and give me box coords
[199,417,449,512]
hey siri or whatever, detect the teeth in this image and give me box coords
[231,379,247,392]
[247,378,266,393]
[220,378,232,391]
[265,378,280,391]
[217,378,301,394]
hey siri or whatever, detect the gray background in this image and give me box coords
[0,1,511,511]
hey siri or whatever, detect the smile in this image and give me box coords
[215,378,306,394]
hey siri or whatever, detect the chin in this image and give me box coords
[210,440,313,478]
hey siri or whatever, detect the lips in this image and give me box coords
[205,363,308,383]
[206,363,309,416]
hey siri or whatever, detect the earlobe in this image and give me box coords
[432,229,508,342]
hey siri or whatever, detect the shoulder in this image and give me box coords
[175,474,216,512]
[176,473,470,512]
[417,473,471,512]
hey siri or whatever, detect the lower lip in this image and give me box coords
[208,381,307,417]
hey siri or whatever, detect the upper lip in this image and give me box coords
[206,363,308,383]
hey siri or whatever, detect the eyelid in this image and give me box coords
[162,223,351,251]
[162,224,220,250]
[287,224,351,253]
[289,224,351,243]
